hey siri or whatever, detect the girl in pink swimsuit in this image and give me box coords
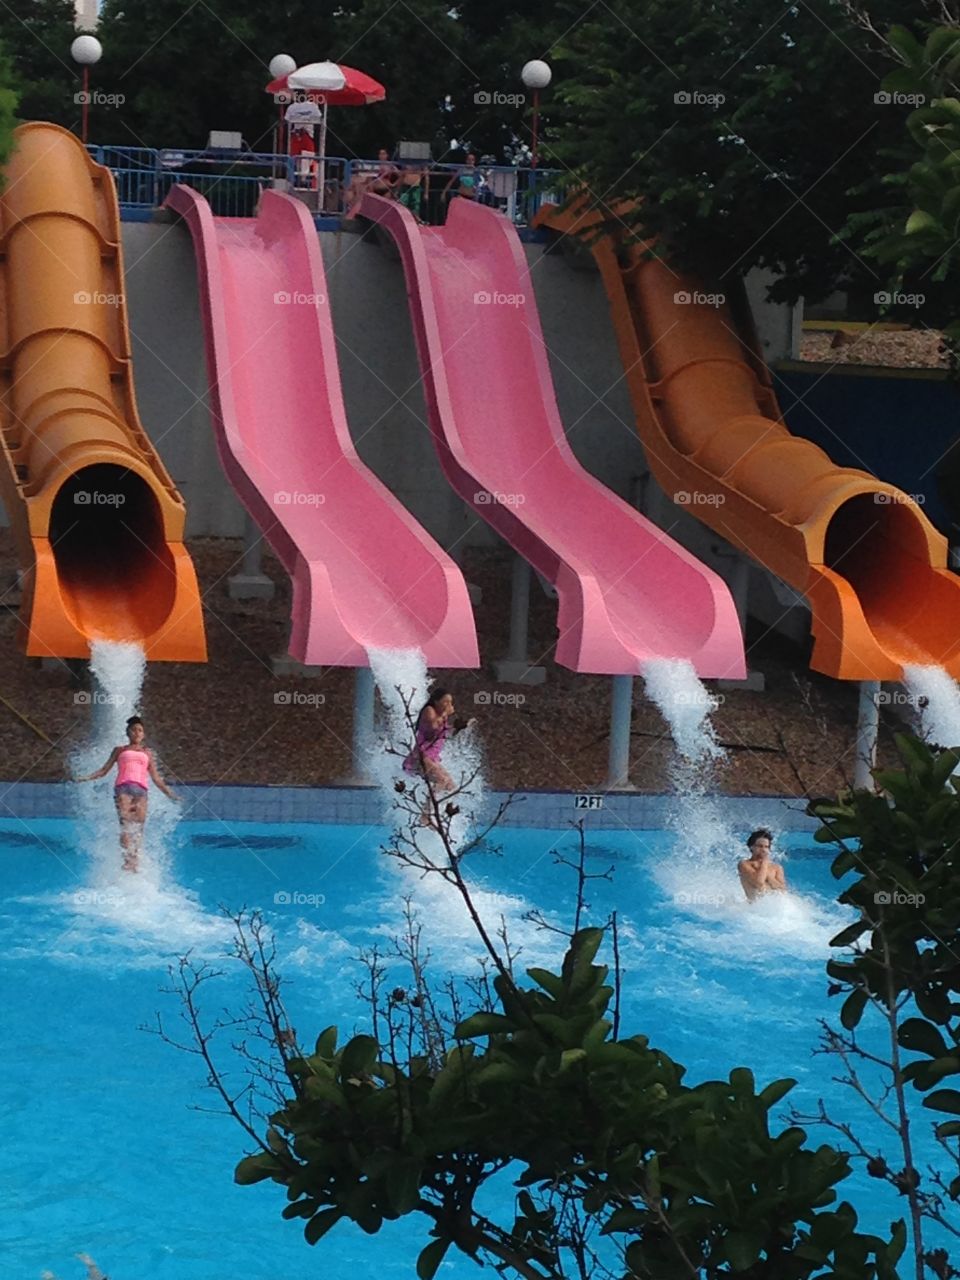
[403,689,476,826]
[76,716,178,872]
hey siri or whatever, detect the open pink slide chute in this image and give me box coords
[166,184,479,669]
[362,192,745,677]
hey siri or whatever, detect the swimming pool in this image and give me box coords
[0,818,918,1277]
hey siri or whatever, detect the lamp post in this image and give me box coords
[520,59,551,169]
[269,54,297,179]
[71,35,103,145]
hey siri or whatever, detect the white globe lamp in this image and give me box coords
[71,36,103,144]
[71,35,102,65]
[269,54,297,80]
[521,59,551,90]
[520,60,551,168]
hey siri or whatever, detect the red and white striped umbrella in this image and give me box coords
[266,61,386,196]
[265,61,386,107]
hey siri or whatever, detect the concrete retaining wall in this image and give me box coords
[115,221,649,548]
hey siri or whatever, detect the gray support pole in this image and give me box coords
[854,680,881,791]
[508,553,531,663]
[606,675,634,790]
[240,511,263,577]
[229,512,275,600]
[352,666,376,781]
[494,554,546,684]
[728,556,749,632]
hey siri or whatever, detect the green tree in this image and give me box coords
[82,0,559,160]
[807,735,960,1280]
[94,0,338,148]
[229,926,900,1280]
[848,23,960,357]
[545,0,940,304]
[0,44,19,172]
[326,0,470,160]
[0,0,75,126]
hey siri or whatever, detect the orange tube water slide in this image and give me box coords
[538,199,960,681]
[0,123,206,660]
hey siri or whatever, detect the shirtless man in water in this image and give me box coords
[738,829,787,902]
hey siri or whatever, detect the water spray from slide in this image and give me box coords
[70,641,150,880]
[366,647,487,841]
[903,664,960,750]
[61,641,225,958]
[640,658,839,949]
[364,648,520,956]
[641,657,727,863]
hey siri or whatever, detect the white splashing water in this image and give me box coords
[903,664,960,749]
[365,647,487,843]
[54,640,230,961]
[642,657,723,768]
[641,657,728,863]
[640,658,827,949]
[67,641,180,892]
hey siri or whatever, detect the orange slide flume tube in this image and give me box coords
[0,123,206,660]
[538,197,960,681]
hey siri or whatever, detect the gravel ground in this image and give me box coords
[0,531,903,798]
[799,329,947,370]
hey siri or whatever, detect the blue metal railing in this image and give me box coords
[85,145,567,225]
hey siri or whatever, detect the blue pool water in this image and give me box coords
[1,818,916,1278]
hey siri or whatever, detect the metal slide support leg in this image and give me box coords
[493,554,546,684]
[715,550,765,692]
[854,680,880,791]
[352,666,376,782]
[728,556,749,632]
[229,512,275,600]
[508,553,530,662]
[606,675,634,790]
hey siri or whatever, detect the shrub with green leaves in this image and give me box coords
[236,927,899,1280]
[811,735,960,1279]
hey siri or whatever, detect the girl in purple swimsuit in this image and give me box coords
[76,716,178,872]
[403,689,476,825]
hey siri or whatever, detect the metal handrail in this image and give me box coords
[84,145,566,222]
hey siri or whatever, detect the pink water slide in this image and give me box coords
[362,194,745,677]
[166,185,478,668]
